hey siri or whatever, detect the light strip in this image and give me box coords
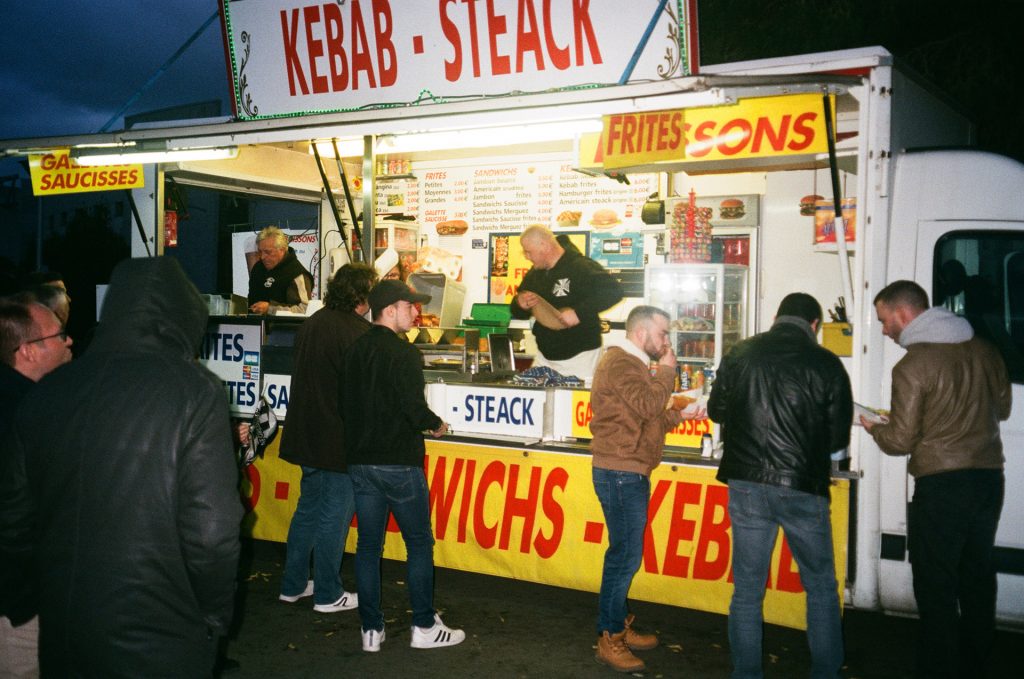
[309,119,603,158]
[71,145,239,166]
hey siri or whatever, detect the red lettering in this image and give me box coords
[40,153,57,171]
[787,111,817,151]
[463,0,483,77]
[486,0,510,75]
[662,481,702,577]
[302,5,328,94]
[688,120,716,158]
[457,458,477,542]
[473,460,505,548]
[280,9,309,96]
[543,0,569,69]
[350,0,376,89]
[323,2,349,91]
[427,455,464,540]
[572,0,601,65]
[605,115,623,157]
[534,467,567,558]
[441,0,462,81]
[373,0,396,86]
[241,464,260,512]
[515,0,544,72]
[669,114,683,149]
[717,118,752,156]
[621,115,637,154]
[751,114,789,153]
[692,484,731,580]
[499,465,541,552]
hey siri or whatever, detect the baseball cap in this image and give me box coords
[369,279,431,315]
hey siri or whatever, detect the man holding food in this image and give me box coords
[510,225,623,381]
[589,305,705,673]
[708,292,852,679]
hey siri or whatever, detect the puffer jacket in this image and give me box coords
[869,306,1011,478]
[0,257,243,678]
[709,317,853,497]
[247,246,313,313]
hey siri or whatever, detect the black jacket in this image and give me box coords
[279,307,371,472]
[0,257,243,677]
[339,325,443,467]
[510,249,623,360]
[708,318,852,497]
[247,247,313,311]
[0,362,34,623]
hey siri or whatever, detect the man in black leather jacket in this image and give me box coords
[0,257,243,678]
[708,292,852,679]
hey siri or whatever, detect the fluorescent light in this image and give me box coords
[71,145,238,166]
[310,119,602,158]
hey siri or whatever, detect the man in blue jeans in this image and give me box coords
[339,279,464,652]
[589,306,705,672]
[709,293,852,679]
[277,264,378,613]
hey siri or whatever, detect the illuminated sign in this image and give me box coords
[28,149,145,197]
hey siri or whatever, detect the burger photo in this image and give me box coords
[800,194,824,216]
[589,208,621,229]
[719,198,745,220]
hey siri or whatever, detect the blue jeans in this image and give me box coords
[349,465,436,631]
[909,469,1004,679]
[280,467,355,605]
[727,480,843,679]
[592,467,650,635]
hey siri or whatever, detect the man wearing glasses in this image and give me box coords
[0,299,71,678]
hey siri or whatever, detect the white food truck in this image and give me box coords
[3,1,1021,628]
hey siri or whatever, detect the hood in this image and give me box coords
[899,306,974,348]
[91,257,208,357]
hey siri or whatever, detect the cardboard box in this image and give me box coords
[822,322,852,356]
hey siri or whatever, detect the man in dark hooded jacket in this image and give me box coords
[0,257,243,678]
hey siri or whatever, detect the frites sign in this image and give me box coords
[242,437,850,630]
[220,0,699,119]
[27,149,145,197]
[597,94,835,169]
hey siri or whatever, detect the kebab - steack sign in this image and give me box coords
[220,0,698,119]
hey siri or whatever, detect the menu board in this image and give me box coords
[379,159,656,236]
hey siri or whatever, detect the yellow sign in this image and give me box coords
[28,148,145,196]
[242,435,849,630]
[597,94,835,169]
[569,388,713,447]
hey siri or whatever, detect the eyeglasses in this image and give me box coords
[17,329,69,350]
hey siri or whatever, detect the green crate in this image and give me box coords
[469,303,512,324]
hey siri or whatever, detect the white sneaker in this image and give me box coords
[362,626,386,652]
[410,614,466,649]
[278,580,314,603]
[313,591,358,613]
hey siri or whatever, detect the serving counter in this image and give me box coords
[206,315,852,631]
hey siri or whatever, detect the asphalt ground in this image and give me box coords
[221,539,1021,678]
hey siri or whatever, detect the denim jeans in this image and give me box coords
[909,469,1004,679]
[280,467,355,605]
[727,480,843,679]
[349,465,436,631]
[592,467,650,635]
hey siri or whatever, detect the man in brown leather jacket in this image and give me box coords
[862,280,1011,679]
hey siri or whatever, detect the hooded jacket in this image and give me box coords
[709,317,853,497]
[868,306,1011,478]
[247,246,313,313]
[0,257,242,678]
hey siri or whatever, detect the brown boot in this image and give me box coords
[596,630,645,673]
[623,614,658,651]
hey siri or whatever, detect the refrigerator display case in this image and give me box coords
[644,263,749,385]
[374,219,420,274]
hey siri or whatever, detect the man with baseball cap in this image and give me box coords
[339,279,465,653]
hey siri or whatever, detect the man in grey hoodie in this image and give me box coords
[862,280,1011,679]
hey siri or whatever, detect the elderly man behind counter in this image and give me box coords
[510,225,623,381]
[247,226,314,314]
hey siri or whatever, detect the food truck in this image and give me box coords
[4,1,1022,630]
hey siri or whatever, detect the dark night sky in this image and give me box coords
[0,0,1021,159]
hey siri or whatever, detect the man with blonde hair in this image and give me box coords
[247,226,314,314]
